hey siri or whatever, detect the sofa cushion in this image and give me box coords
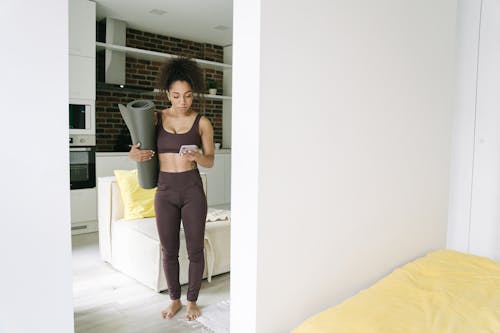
[114,169,156,220]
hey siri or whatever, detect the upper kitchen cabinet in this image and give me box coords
[69,0,95,100]
[69,0,96,58]
[69,55,95,100]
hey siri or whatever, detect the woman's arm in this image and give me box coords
[127,111,158,162]
[128,143,155,162]
[184,116,214,168]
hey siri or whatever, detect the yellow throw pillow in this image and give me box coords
[114,169,156,220]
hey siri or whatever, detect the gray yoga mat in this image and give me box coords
[118,100,158,189]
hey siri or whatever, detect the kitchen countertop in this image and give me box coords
[96,148,231,157]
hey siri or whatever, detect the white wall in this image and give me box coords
[230,1,260,332]
[0,2,74,333]
[448,0,500,261]
[469,0,500,260]
[447,0,481,254]
[233,0,457,331]
[470,0,500,260]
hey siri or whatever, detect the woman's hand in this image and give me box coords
[182,148,201,162]
[128,142,155,162]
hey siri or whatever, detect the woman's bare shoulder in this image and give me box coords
[198,115,213,135]
[199,114,212,125]
[154,109,167,125]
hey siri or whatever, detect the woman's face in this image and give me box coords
[167,80,193,113]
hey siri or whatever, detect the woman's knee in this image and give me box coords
[187,247,204,262]
[162,246,180,261]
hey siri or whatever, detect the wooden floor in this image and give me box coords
[72,232,230,333]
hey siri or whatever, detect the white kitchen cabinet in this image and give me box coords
[200,154,226,206]
[70,188,97,234]
[69,0,95,100]
[199,151,231,206]
[224,153,231,203]
[223,45,232,149]
[70,188,97,222]
[69,55,95,100]
[96,152,136,178]
[69,0,96,58]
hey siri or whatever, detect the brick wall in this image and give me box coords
[126,29,223,63]
[124,58,223,92]
[96,27,224,152]
[96,89,222,151]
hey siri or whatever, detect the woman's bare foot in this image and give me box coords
[185,301,201,321]
[161,299,182,319]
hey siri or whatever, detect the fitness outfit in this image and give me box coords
[156,112,202,153]
[155,111,207,301]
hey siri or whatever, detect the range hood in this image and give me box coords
[105,17,126,86]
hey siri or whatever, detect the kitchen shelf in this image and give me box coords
[151,88,231,100]
[202,93,232,100]
[96,83,232,100]
[151,89,232,100]
[155,90,231,100]
[96,42,232,71]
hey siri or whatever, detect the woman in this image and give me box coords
[128,57,215,321]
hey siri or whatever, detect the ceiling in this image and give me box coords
[94,0,233,47]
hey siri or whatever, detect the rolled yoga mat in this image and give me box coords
[118,100,159,189]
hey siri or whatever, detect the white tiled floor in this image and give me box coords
[72,232,230,333]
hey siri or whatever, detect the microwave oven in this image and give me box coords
[69,98,95,135]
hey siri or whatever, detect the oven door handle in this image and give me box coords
[70,147,93,152]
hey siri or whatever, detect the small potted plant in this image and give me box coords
[207,80,218,95]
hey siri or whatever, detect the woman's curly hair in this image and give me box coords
[156,57,205,103]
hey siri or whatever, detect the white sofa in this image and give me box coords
[97,174,231,292]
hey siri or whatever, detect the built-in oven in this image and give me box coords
[69,98,95,135]
[69,134,96,190]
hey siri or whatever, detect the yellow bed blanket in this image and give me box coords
[293,250,500,333]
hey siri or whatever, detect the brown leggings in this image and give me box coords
[154,169,208,302]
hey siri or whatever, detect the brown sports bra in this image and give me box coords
[156,111,202,154]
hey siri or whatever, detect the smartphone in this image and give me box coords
[179,144,199,156]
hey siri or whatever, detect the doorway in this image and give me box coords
[70,0,233,331]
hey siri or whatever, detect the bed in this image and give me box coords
[293,250,500,333]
